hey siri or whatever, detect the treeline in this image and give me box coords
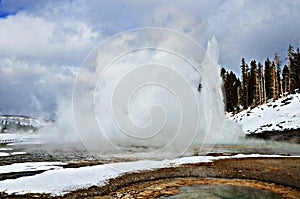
[221,45,300,113]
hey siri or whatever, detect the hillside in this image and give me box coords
[0,115,50,145]
[0,115,42,133]
[230,93,300,135]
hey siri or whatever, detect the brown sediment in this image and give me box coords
[99,178,300,199]
[1,157,300,198]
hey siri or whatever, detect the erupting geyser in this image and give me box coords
[71,28,242,158]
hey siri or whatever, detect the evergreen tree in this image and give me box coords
[220,68,240,112]
[295,48,300,89]
[248,60,257,106]
[220,67,227,82]
[282,65,290,95]
[228,71,239,112]
[257,62,264,104]
[219,44,300,113]
[272,61,279,101]
[288,45,298,93]
[264,58,274,100]
[241,58,249,109]
[274,53,282,99]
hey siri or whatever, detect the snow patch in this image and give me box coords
[0,162,66,174]
[230,93,300,134]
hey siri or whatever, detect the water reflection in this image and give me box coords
[161,184,283,199]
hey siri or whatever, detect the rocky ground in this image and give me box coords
[2,157,299,198]
[100,178,299,199]
[246,129,300,144]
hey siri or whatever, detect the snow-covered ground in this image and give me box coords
[0,162,66,174]
[0,154,298,196]
[230,93,300,134]
[0,133,41,146]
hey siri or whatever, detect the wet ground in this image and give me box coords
[1,140,300,165]
[1,139,300,198]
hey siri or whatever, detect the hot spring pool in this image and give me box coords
[160,184,283,199]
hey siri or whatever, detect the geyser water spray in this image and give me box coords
[71,27,242,159]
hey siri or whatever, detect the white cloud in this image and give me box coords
[0,0,300,115]
[206,0,300,71]
[0,12,98,65]
[0,58,76,117]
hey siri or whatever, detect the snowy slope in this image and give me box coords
[0,115,40,128]
[230,93,300,134]
[0,115,40,134]
[0,115,50,145]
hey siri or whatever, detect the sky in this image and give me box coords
[0,0,300,117]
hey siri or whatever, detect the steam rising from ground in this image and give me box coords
[38,29,243,157]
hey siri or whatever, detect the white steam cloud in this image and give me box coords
[68,28,242,158]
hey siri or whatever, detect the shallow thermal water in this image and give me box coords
[0,138,300,165]
[160,184,283,199]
